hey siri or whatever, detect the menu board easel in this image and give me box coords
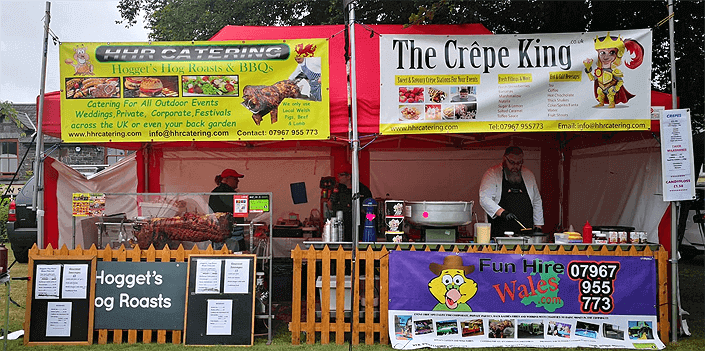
[24,255,96,346]
[183,254,256,346]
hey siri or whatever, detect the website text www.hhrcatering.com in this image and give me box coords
[67,129,230,140]
[389,123,460,133]
[67,130,143,139]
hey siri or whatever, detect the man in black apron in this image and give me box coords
[479,147,544,238]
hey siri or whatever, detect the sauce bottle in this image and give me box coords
[582,220,593,243]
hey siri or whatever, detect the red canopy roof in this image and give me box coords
[37,24,492,141]
[37,24,675,142]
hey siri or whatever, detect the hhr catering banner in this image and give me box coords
[388,251,664,349]
[379,29,652,134]
[59,40,330,142]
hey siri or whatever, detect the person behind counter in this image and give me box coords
[479,146,544,238]
[330,163,373,242]
[209,168,246,251]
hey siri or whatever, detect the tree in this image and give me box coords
[118,0,703,130]
[0,100,24,132]
[409,0,704,131]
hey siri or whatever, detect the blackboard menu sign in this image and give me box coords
[25,255,96,346]
[184,255,256,346]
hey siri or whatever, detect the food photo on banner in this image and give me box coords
[387,251,665,349]
[59,40,330,142]
[379,29,652,134]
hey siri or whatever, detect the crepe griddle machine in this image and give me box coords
[404,201,474,243]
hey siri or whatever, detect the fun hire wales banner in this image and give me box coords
[388,251,665,350]
[379,29,652,134]
[59,39,330,142]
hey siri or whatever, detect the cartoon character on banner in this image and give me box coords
[428,255,478,311]
[64,45,95,76]
[583,32,644,108]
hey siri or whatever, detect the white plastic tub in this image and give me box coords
[316,276,352,312]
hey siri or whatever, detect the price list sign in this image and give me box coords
[659,109,696,202]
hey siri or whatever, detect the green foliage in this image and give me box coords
[403,0,704,131]
[0,196,8,242]
[118,0,346,41]
[407,0,447,27]
[117,0,703,131]
[0,100,27,135]
[0,100,17,120]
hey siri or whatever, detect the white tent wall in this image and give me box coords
[369,146,541,214]
[567,138,666,243]
[54,154,139,248]
[159,149,332,221]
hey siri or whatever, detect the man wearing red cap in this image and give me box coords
[330,163,373,241]
[209,169,246,251]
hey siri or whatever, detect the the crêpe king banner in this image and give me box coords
[387,251,665,349]
[59,39,330,142]
[380,29,652,134]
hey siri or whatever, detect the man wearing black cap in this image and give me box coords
[479,147,544,238]
[209,169,246,251]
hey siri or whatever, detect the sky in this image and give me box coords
[0,0,150,104]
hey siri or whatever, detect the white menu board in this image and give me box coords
[223,259,250,294]
[35,265,61,299]
[195,259,222,294]
[659,108,696,201]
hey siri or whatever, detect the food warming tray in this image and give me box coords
[404,201,473,227]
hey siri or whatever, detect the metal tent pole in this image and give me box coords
[346,0,360,346]
[666,0,679,343]
[33,1,51,250]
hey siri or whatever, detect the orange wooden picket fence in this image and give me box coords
[26,243,231,345]
[289,243,670,345]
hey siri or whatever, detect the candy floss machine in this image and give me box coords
[404,201,474,243]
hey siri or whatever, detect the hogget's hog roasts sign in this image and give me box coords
[59,40,330,142]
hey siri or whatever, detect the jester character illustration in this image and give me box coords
[583,32,644,108]
[428,255,478,311]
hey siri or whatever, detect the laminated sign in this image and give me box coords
[59,40,330,142]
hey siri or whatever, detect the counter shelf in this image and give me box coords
[303,241,661,254]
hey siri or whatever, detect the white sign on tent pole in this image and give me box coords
[659,108,696,202]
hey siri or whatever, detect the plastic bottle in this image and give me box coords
[323,219,331,242]
[330,219,339,242]
[582,220,593,243]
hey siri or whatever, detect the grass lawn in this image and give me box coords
[1,243,704,350]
